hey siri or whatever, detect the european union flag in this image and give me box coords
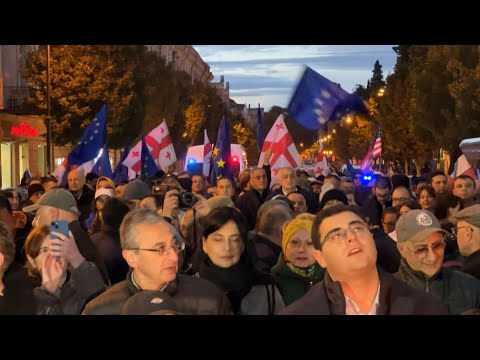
[257,105,264,151]
[68,105,108,167]
[61,105,107,185]
[287,66,367,130]
[141,136,158,179]
[91,145,113,178]
[210,114,232,185]
[112,139,131,184]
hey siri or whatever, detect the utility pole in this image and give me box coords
[46,45,52,174]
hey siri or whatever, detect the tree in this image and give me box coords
[377,45,433,174]
[348,116,373,160]
[22,45,141,147]
[184,92,208,146]
[368,60,385,93]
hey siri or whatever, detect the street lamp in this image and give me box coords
[46,45,52,175]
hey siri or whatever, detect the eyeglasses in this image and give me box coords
[392,197,411,204]
[129,242,185,256]
[452,226,472,237]
[375,193,391,200]
[405,239,446,259]
[321,222,368,247]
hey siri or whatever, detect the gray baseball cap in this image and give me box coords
[23,188,80,216]
[395,209,448,243]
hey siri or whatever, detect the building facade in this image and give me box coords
[147,45,214,85]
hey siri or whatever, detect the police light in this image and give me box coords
[188,158,196,165]
[232,156,239,163]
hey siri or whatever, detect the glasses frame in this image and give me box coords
[321,222,368,248]
[129,242,185,256]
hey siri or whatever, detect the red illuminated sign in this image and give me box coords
[11,122,39,137]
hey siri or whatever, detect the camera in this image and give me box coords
[175,191,197,210]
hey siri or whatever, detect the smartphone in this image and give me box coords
[50,220,70,240]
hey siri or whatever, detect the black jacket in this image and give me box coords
[395,259,480,315]
[280,269,448,315]
[249,232,282,273]
[82,270,232,315]
[69,220,110,285]
[71,185,94,229]
[0,262,36,315]
[461,249,480,280]
[371,227,401,273]
[90,229,129,285]
[235,188,271,230]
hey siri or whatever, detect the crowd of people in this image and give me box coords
[1,156,480,315]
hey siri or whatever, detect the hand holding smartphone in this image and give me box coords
[50,220,70,240]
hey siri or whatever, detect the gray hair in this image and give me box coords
[120,208,184,250]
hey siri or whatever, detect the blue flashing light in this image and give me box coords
[188,158,196,165]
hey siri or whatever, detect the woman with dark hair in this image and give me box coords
[417,184,436,211]
[197,206,284,314]
[397,198,422,217]
[24,226,106,314]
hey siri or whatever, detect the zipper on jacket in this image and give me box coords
[425,279,430,293]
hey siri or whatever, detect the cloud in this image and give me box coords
[194,45,397,112]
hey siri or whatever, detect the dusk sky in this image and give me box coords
[193,45,397,112]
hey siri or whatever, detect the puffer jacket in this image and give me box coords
[82,270,231,315]
[395,258,480,315]
[271,255,324,306]
[280,269,448,315]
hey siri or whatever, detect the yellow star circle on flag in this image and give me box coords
[217,158,225,168]
[212,148,219,156]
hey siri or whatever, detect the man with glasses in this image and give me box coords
[280,205,447,315]
[395,209,480,314]
[83,208,231,315]
[454,205,480,279]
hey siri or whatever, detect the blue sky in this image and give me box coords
[193,45,397,112]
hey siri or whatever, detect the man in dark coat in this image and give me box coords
[83,208,231,315]
[454,205,480,279]
[280,205,448,315]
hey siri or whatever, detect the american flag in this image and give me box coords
[372,128,382,158]
[360,127,382,172]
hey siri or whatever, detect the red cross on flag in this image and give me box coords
[122,120,177,178]
[257,114,301,174]
[314,136,328,177]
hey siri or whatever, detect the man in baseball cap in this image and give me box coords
[395,209,480,314]
[454,204,480,279]
[25,188,109,285]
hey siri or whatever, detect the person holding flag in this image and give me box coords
[52,105,108,186]
[210,115,232,185]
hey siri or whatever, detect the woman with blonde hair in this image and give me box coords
[271,217,325,305]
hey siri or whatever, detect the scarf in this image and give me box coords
[199,254,254,314]
[285,258,317,279]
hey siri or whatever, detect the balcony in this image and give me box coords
[3,86,33,114]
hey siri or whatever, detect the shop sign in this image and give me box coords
[11,122,39,137]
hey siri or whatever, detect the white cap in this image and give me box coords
[95,187,114,199]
